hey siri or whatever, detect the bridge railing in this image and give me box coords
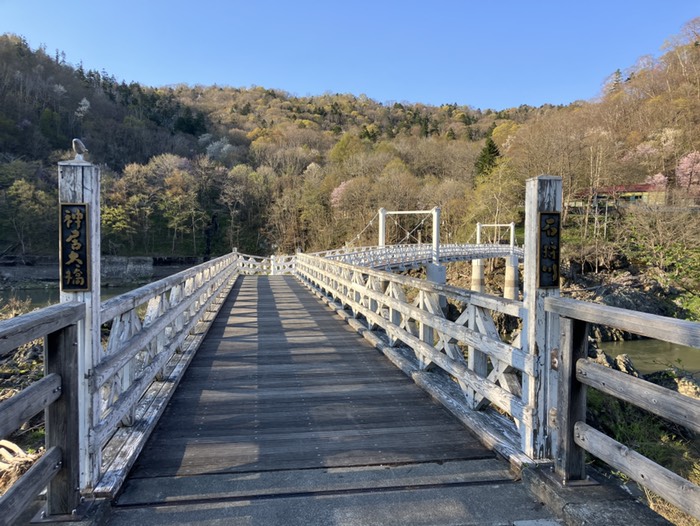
[0,302,84,524]
[236,253,295,275]
[295,252,535,467]
[547,297,700,519]
[0,249,294,515]
[90,252,239,496]
[316,243,523,270]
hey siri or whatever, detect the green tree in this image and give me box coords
[5,179,55,253]
[474,137,500,177]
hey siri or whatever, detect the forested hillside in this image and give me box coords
[1,19,699,292]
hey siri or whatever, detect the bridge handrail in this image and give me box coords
[547,297,700,519]
[100,252,238,322]
[314,243,523,269]
[295,253,534,466]
[90,252,239,496]
[0,302,84,523]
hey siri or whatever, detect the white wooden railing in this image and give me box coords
[294,252,535,467]
[0,249,299,521]
[5,241,699,520]
[91,252,240,496]
[237,253,296,275]
[294,250,700,521]
[315,243,524,270]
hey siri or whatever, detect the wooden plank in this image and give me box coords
[93,275,238,497]
[577,359,700,434]
[302,263,535,375]
[0,447,62,526]
[93,264,237,390]
[546,296,700,348]
[127,276,494,485]
[0,373,61,438]
[0,302,84,357]
[574,421,700,520]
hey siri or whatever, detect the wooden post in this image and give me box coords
[522,175,562,459]
[58,158,101,491]
[555,317,588,482]
[45,323,81,516]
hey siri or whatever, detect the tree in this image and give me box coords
[4,179,55,254]
[618,204,700,276]
[675,151,700,193]
[159,169,207,254]
[102,204,137,254]
[474,137,500,177]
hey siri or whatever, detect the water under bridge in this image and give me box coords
[1,175,699,525]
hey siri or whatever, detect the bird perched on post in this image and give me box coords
[72,138,88,160]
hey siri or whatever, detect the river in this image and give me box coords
[1,286,135,309]
[599,339,700,375]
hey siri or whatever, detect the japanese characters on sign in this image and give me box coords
[538,212,561,288]
[60,203,90,291]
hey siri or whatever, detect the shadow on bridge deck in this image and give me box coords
[107,276,557,525]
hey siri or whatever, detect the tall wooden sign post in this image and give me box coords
[58,155,100,491]
[522,175,562,459]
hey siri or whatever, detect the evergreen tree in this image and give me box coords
[474,137,500,176]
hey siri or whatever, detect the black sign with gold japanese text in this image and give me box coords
[60,203,90,291]
[538,212,561,288]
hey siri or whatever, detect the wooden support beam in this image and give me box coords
[555,317,588,482]
[45,323,81,516]
[522,175,562,460]
[58,158,101,490]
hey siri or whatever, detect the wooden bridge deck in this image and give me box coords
[109,276,555,525]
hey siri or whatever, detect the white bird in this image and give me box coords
[72,138,88,159]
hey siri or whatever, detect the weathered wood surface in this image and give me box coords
[126,276,493,482]
[577,359,700,434]
[46,323,80,516]
[93,270,237,498]
[295,255,534,428]
[546,296,700,348]
[555,317,588,481]
[0,373,61,438]
[575,421,700,520]
[0,304,82,523]
[522,175,562,460]
[0,447,62,526]
[0,302,83,357]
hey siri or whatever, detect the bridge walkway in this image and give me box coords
[107,276,557,525]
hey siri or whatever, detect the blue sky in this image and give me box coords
[1,1,697,110]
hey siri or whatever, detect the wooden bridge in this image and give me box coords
[1,175,699,525]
